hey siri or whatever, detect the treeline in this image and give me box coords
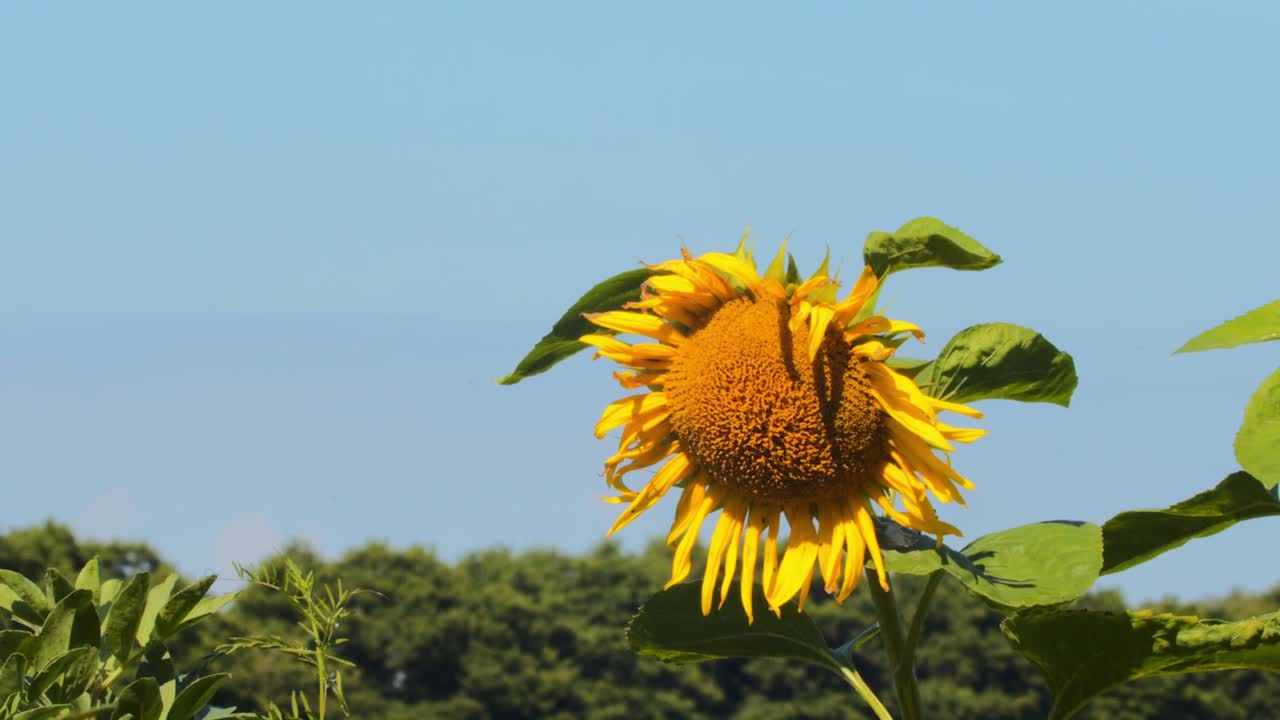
[1,521,1276,719]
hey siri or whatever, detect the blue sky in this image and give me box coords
[1,3,1277,603]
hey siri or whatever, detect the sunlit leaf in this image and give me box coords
[167,674,231,720]
[883,522,1102,613]
[1003,607,1280,720]
[913,322,1078,406]
[155,576,217,640]
[103,573,150,663]
[1236,368,1280,488]
[863,217,1001,277]
[1175,300,1280,353]
[498,268,658,385]
[1100,471,1280,574]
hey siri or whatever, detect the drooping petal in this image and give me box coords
[853,501,889,591]
[701,495,747,615]
[666,483,722,589]
[607,451,695,536]
[739,508,766,623]
[767,506,819,610]
[864,363,954,451]
[805,305,836,361]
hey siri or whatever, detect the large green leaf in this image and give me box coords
[1002,607,1280,720]
[1236,368,1280,488]
[0,653,27,702]
[1175,300,1280,353]
[33,590,93,672]
[112,677,163,720]
[171,592,238,635]
[883,522,1102,613]
[1100,471,1280,574]
[135,575,177,647]
[498,267,658,385]
[74,558,101,604]
[103,573,150,663]
[28,646,95,699]
[0,570,51,628]
[626,583,841,672]
[913,322,1078,406]
[863,217,1001,277]
[167,674,231,720]
[154,576,217,640]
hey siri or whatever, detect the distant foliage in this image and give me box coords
[3,522,1274,718]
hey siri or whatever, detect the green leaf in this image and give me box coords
[1236,368,1280,488]
[0,631,29,661]
[498,267,658,385]
[1003,607,1280,720]
[1175,299,1280,353]
[112,678,162,720]
[862,217,1001,277]
[913,322,1078,406]
[99,579,122,607]
[0,653,27,703]
[44,570,75,605]
[154,576,216,640]
[883,521,1102,613]
[167,674,230,720]
[1100,471,1280,574]
[171,593,237,635]
[626,583,841,672]
[34,590,93,672]
[14,706,73,720]
[74,559,101,604]
[135,575,177,647]
[103,573,150,663]
[28,646,95,699]
[0,570,52,627]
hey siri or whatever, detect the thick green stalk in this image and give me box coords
[865,569,922,720]
[901,571,942,675]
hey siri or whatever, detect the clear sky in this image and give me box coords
[1,3,1277,603]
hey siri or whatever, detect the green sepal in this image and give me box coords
[498,267,658,385]
[626,583,842,673]
[1236,367,1280,487]
[863,217,1001,277]
[1100,471,1280,574]
[764,240,789,284]
[1002,607,1280,720]
[913,322,1078,406]
[785,254,802,285]
[1175,299,1280,353]
[882,521,1102,613]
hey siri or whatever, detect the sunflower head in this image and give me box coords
[583,242,985,622]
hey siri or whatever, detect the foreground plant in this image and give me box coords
[218,559,371,720]
[0,557,241,719]
[504,217,1280,719]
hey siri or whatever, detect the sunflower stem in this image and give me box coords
[865,569,922,720]
[837,663,895,720]
[901,572,942,679]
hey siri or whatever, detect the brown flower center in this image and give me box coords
[663,296,886,502]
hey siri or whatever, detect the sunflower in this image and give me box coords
[581,241,985,622]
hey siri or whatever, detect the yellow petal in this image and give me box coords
[768,507,819,609]
[864,364,954,451]
[607,452,694,536]
[837,500,868,602]
[795,564,817,613]
[833,265,879,325]
[761,506,781,597]
[853,501,889,592]
[666,480,708,548]
[718,497,748,610]
[739,508,765,624]
[929,396,984,419]
[666,484,721,589]
[585,311,684,345]
[806,305,836,362]
[593,393,668,439]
